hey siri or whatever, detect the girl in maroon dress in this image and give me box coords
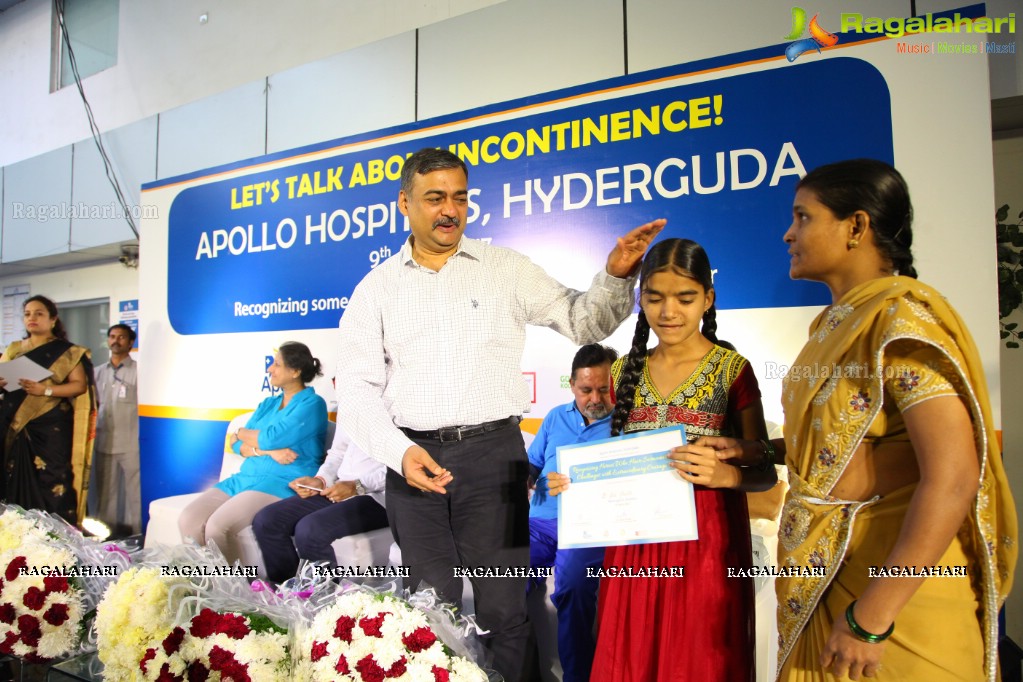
[556,238,776,681]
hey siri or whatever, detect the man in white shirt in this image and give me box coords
[251,422,387,584]
[92,324,140,537]
[336,147,664,681]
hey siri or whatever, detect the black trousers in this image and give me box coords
[252,493,389,584]
[386,422,534,682]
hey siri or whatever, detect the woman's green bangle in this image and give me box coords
[755,439,776,472]
[845,600,894,643]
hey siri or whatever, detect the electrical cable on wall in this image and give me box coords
[54,0,139,239]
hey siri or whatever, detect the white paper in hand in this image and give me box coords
[0,355,54,391]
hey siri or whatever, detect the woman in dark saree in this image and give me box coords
[0,295,96,525]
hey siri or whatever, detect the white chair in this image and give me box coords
[331,526,393,570]
[144,412,252,549]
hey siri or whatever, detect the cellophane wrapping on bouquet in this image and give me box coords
[0,503,133,663]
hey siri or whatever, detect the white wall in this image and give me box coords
[0,0,506,168]
[0,261,139,328]
[920,0,1023,98]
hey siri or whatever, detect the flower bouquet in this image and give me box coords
[95,565,193,680]
[0,537,85,662]
[0,504,121,662]
[99,542,295,681]
[294,586,490,682]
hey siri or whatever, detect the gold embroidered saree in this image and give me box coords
[776,277,1016,681]
[0,339,96,524]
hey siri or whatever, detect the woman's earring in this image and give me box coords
[847,239,859,249]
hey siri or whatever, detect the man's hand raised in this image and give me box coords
[605,218,667,278]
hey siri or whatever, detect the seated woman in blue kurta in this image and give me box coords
[179,342,327,564]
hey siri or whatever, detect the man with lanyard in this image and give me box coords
[92,324,139,537]
[528,343,616,682]
[335,147,664,682]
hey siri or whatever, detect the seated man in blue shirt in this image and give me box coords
[528,343,616,682]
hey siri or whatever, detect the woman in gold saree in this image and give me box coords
[706,159,1015,680]
[0,295,96,525]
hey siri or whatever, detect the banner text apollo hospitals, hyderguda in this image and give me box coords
[193,93,805,262]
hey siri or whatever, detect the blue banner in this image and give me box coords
[165,57,892,335]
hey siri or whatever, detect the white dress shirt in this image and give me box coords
[315,423,386,507]
[336,235,637,473]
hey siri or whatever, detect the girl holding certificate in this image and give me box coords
[552,237,776,680]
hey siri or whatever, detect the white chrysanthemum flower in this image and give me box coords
[1,539,74,571]
[406,661,444,682]
[34,593,84,659]
[451,655,488,681]
[0,511,51,554]
[415,643,452,667]
[371,637,408,667]
[178,634,207,663]
[292,658,315,682]
[96,567,190,679]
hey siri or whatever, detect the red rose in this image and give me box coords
[156,663,183,682]
[140,647,157,673]
[335,654,350,675]
[17,614,41,647]
[42,603,70,626]
[187,662,210,682]
[333,615,355,643]
[43,575,69,594]
[402,626,438,652]
[310,640,329,662]
[432,665,451,682]
[385,656,407,678]
[209,644,234,670]
[0,603,15,624]
[209,645,251,681]
[163,626,186,655]
[5,557,27,582]
[358,612,388,637]
[214,612,250,640]
[0,630,19,654]
[189,608,220,638]
[355,654,386,682]
[223,662,251,682]
[22,586,46,611]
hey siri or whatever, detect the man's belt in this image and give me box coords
[400,416,521,443]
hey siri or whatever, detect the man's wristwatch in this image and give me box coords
[354,480,366,496]
[43,388,53,397]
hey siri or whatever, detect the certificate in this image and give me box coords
[556,425,697,550]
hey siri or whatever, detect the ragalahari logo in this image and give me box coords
[784,7,839,62]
